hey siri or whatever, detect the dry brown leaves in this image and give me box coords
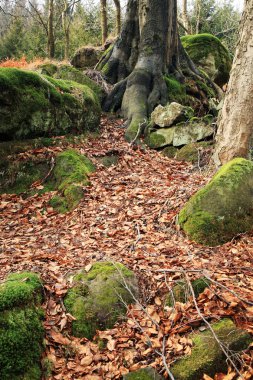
[0,116,252,379]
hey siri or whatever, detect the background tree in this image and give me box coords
[100,0,108,44]
[113,0,121,35]
[213,0,253,166]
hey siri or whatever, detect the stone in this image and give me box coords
[0,68,101,141]
[171,319,251,380]
[166,277,210,306]
[175,142,213,164]
[181,34,232,87]
[71,46,103,69]
[0,272,44,380]
[64,262,139,339]
[179,158,253,246]
[49,149,96,213]
[145,127,175,148]
[123,367,164,380]
[173,122,214,147]
[151,102,191,128]
[161,146,178,158]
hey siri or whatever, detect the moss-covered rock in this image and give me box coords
[49,149,96,212]
[71,46,103,69]
[175,141,213,163]
[171,319,251,380]
[0,272,44,380]
[145,127,175,149]
[181,34,232,87]
[179,158,253,246]
[0,68,101,141]
[64,262,139,339]
[123,367,164,380]
[166,277,210,306]
[161,146,178,158]
[0,157,51,195]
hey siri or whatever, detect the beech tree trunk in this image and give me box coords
[47,0,55,58]
[113,0,121,35]
[181,0,189,33]
[100,0,108,45]
[99,0,212,141]
[213,0,253,166]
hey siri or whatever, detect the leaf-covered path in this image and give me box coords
[0,117,252,379]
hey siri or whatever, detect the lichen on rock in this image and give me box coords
[64,262,139,340]
[171,319,251,380]
[179,158,253,245]
[0,272,44,380]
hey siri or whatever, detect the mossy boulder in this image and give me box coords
[181,34,232,87]
[161,146,178,158]
[0,272,44,380]
[166,277,210,306]
[71,46,103,69]
[179,158,253,246]
[49,149,96,212]
[37,63,105,103]
[171,319,251,380]
[124,367,164,380]
[0,156,50,195]
[175,141,213,163]
[64,262,139,339]
[0,68,101,141]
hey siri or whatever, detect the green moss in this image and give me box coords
[171,319,251,380]
[164,76,187,104]
[124,367,164,380]
[0,158,50,195]
[0,68,101,140]
[166,277,210,306]
[38,63,58,76]
[175,142,212,163]
[181,34,232,86]
[161,146,178,158]
[97,154,119,167]
[179,158,253,245]
[64,262,138,339]
[0,272,43,311]
[145,132,166,149]
[0,272,44,380]
[47,149,96,212]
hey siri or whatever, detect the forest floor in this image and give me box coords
[0,116,253,380]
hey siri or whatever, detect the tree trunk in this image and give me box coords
[99,0,213,141]
[213,0,253,166]
[113,0,121,35]
[181,0,189,33]
[47,0,55,58]
[100,0,108,45]
[62,0,70,59]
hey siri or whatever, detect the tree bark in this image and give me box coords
[47,0,55,58]
[181,0,189,33]
[113,0,121,35]
[99,0,213,141]
[100,0,108,45]
[213,0,253,166]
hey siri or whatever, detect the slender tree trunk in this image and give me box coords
[195,0,201,34]
[62,0,70,59]
[181,0,189,33]
[113,0,121,35]
[213,0,253,166]
[47,0,55,58]
[100,0,108,45]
